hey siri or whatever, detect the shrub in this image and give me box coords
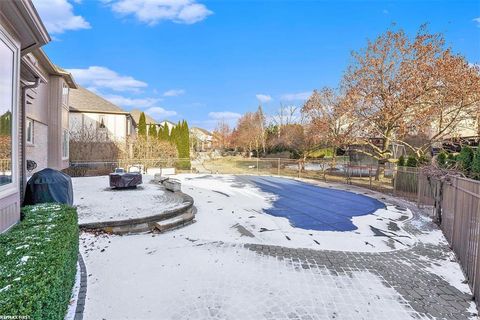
[471,147,480,180]
[446,153,457,168]
[0,204,78,319]
[458,146,474,173]
[397,155,405,167]
[437,152,447,168]
[406,156,418,167]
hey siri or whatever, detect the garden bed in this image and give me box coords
[0,204,79,319]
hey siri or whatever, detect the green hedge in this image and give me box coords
[0,204,79,319]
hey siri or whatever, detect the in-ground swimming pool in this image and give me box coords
[239,176,385,232]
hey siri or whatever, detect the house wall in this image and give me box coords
[25,120,47,174]
[159,121,175,133]
[70,112,129,143]
[47,76,70,170]
[24,53,49,175]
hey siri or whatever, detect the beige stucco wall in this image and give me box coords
[70,112,130,143]
[25,120,48,176]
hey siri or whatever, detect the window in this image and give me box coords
[98,115,106,129]
[0,34,16,187]
[62,129,69,159]
[61,83,69,106]
[26,119,33,144]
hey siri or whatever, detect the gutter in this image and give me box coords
[20,77,40,202]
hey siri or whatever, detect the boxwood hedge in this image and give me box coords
[0,204,78,319]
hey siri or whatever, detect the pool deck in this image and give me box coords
[79,174,477,320]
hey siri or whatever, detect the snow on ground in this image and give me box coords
[81,233,423,320]
[73,176,184,224]
[424,252,471,294]
[174,174,414,252]
[64,262,80,320]
[78,173,475,319]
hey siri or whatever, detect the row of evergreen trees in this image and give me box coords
[398,146,480,180]
[137,112,191,169]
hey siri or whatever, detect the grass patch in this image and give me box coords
[0,204,78,319]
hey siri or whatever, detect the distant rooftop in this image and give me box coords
[69,87,127,114]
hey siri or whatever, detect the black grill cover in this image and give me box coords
[23,168,74,206]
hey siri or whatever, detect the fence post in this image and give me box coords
[277,158,280,176]
[369,166,372,188]
[451,176,458,248]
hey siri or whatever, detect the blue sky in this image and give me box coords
[34,0,480,130]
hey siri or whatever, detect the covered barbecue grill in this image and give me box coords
[109,168,142,189]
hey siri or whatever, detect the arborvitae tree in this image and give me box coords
[138,112,147,137]
[171,120,191,169]
[397,155,405,167]
[458,146,474,173]
[158,123,170,141]
[471,148,480,180]
[148,124,157,139]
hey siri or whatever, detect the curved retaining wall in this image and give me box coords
[79,191,195,234]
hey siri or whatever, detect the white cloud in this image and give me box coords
[33,0,90,34]
[163,89,186,97]
[474,17,480,27]
[67,66,147,92]
[103,95,162,108]
[280,91,312,102]
[208,111,242,120]
[145,106,177,119]
[105,0,213,25]
[256,94,272,103]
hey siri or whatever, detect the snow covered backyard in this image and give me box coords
[73,176,186,225]
[78,174,477,320]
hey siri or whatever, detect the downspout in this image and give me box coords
[20,77,40,203]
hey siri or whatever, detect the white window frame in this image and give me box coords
[26,118,33,144]
[0,26,20,198]
[61,82,69,106]
[62,129,69,160]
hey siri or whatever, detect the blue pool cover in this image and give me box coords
[239,176,385,232]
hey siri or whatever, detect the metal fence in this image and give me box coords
[65,157,397,193]
[438,176,480,301]
[65,158,192,177]
[201,157,396,194]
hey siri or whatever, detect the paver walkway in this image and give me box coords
[78,175,478,320]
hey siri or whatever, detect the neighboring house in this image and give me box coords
[159,120,176,134]
[0,0,62,232]
[69,86,136,145]
[24,49,77,175]
[190,127,213,152]
[130,109,176,134]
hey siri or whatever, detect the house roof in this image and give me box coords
[69,87,129,114]
[191,127,212,136]
[130,109,158,125]
[0,0,50,54]
[160,119,176,126]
